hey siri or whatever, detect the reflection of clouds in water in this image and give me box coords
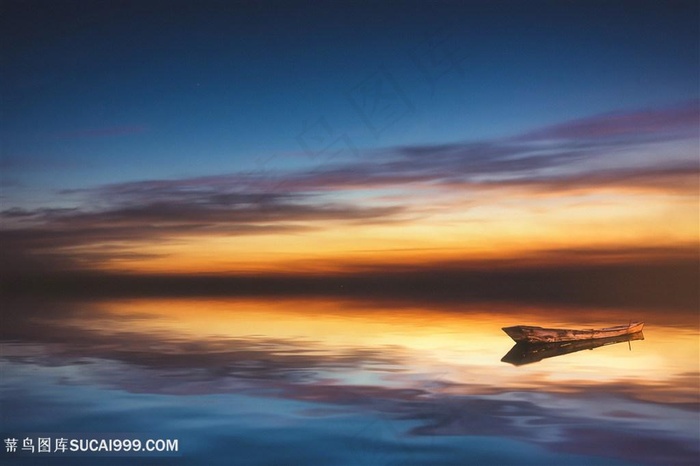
[2,336,397,393]
[2,311,698,466]
[406,393,699,464]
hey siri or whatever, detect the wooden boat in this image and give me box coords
[502,322,644,344]
[501,331,645,366]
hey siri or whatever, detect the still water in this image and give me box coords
[1,297,698,465]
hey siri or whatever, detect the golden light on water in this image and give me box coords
[77,297,699,397]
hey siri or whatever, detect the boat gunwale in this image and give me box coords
[502,322,644,344]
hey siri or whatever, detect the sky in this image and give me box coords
[1,0,698,305]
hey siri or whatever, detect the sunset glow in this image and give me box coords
[2,2,698,465]
[44,184,699,275]
[75,297,700,395]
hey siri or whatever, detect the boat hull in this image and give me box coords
[502,322,644,344]
[501,331,645,366]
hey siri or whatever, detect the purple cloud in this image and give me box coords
[53,100,697,202]
[2,101,697,274]
[519,100,699,141]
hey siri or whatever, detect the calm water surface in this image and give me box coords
[1,297,698,465]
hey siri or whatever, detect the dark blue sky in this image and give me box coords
[0,0,698,283]
[2,0,698,209]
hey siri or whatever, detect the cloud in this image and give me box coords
[52,100,698,200]
[519,100,699,142]
[294,102,698,194]
[0,189,404,272]
[0,166,412,273]
[492,161,700,194]
[195,101,696,196]
[1,100,697,276]
[285,144,698,196]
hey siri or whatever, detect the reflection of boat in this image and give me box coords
[501,331,645,366]
[502,322,644,343]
